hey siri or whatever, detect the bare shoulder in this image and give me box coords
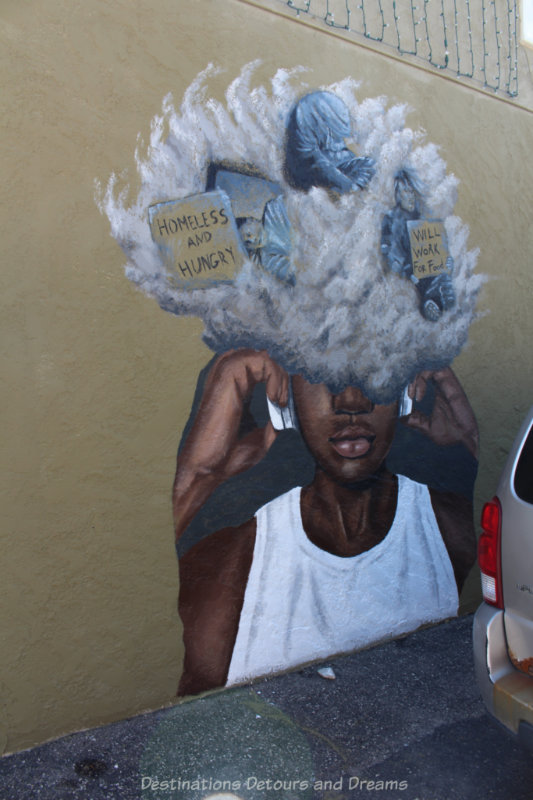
[178,517,256,696]
[429,488,477,592]
[179,518,256,582]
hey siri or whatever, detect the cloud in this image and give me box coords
[95,63,484,403]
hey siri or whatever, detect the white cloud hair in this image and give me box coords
[96,62,483,403]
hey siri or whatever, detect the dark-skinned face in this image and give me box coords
[292,375,398,485]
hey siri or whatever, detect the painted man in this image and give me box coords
[173,349,478,695]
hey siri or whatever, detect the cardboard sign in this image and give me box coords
[407,220,449,280]
[148,190,244,287]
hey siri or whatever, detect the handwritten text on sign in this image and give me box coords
[407,220,449,280]
[148,191,244,286]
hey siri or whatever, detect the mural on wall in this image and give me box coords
[97,63,484,696]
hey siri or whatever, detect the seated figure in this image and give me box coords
[285,91,375,193]
[381,169,456,321]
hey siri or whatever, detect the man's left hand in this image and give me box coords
[401,368,479,459]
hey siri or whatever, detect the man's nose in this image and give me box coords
[333,386,374,415]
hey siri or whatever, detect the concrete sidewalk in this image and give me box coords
[1,615,532,800]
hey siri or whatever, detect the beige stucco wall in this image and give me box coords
[1,0,532,753]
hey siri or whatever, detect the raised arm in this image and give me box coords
[172,349,289,542]
[401,367,479,589]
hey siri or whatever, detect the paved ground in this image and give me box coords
[1,615,532,800]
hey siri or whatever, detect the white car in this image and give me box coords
[473,406,533,749]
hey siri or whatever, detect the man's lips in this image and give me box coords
[329,426,375,459]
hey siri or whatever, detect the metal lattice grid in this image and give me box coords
[280,0,519,97]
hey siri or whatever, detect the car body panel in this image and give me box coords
[506,613,533,675]
[499,412,533,671]
[473,604,514,709]
[473,406,533,749]
[474,599,533,743]
[493,672,533,733]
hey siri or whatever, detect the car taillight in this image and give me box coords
[478,497,503,608]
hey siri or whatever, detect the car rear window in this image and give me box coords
[514,423,533,504]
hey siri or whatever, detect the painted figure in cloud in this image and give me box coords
[381,169,456,321]
[236,198,293,284]
[98,65,484,698]
[285,91,375,193]
[214,169,294,284]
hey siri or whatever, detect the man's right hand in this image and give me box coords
[173,349,289,540]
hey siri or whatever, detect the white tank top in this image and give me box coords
[226,475,458,685]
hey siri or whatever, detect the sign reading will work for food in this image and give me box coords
[407,220,449,280]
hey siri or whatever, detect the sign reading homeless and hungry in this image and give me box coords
[407,220,449,280]
[148,190,244,286]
